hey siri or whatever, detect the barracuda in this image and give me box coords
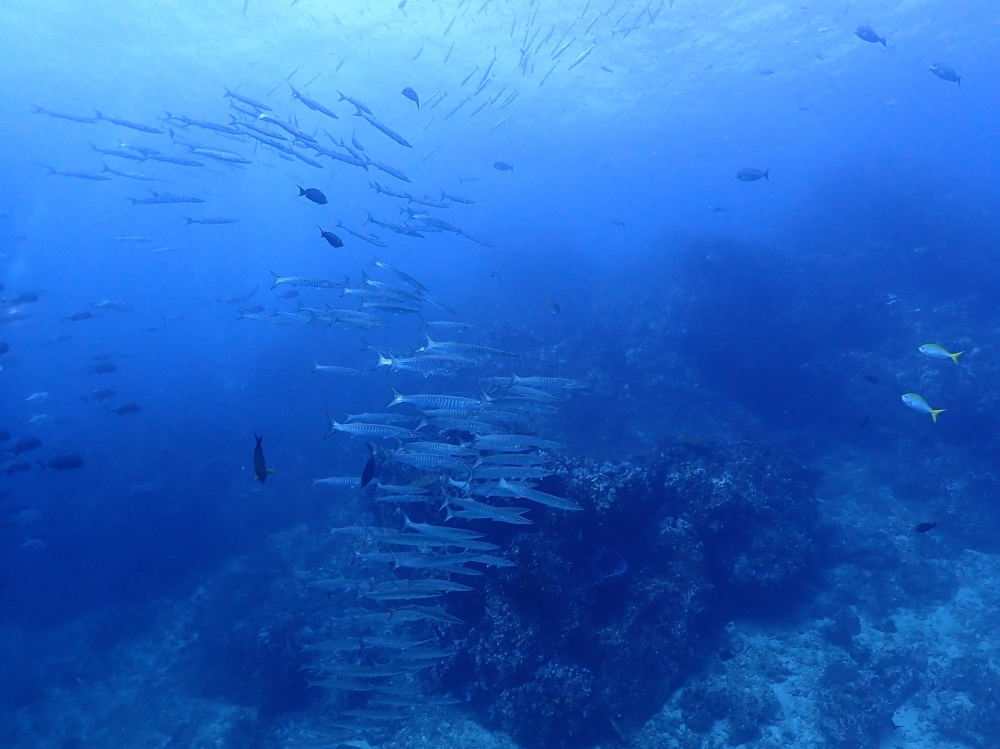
[324,417,416,440]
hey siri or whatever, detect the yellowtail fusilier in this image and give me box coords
[902,393,945,422]
[918,344,963,365]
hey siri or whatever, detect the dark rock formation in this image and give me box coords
[441,440,824,749]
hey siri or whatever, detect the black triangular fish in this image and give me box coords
[253,432,267,483]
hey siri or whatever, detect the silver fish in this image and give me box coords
[269,271,344,290]
[223,87,272,111]
[128,191,203,204]
[313,363,365,375]
[354,110,412,148]
[388,388,483,411]
[93,110,163,133]
[289,85,339,119]
[337,91,372,115]
[324,416,416,440]
[499,478,582,510]
[369,181,411,199]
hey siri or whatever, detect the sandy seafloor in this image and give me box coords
[4,450,998,749]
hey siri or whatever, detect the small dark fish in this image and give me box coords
[253,432,267,483]
[38,454,83,471]
[759,68,774,75]
[398,0,406,8]
[863,374,879,384]
[7,293,39,304]
[929,63,961,86]
[9,437,42,455]
[91,362,117,374]
[601,65,613,73]
[708,205,726,212]
[360,443,377,488]
[278,289,299,300]
[735,167,768,182]
[0,429,10,442]
[2,460,31,475]
[351,130,364,151]
[318,226,344,247]
[914,522,937,534]
[609,219,624,226]
[493,161,513,172]
[245,304,266,313]
[84,389,115,403]
[402,87,420,108]
[855,24,886,47]
[298,186,327,204]
[857,415,869,428]
[0,342,8,355]
[63,310,93,322]
[108,402,140,415]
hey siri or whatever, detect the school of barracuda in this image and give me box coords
[20,0,683,741]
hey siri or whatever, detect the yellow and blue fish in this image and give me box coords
[918,344,963,365]
[902,393,945,422]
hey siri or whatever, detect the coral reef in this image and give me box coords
[445,441,823,749]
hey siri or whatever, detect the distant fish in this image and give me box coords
[2,460,32,475]
[0,342,7,356]
[547,299,561,313]
[101,163,157,181]
[184,217,238,225]
[277,289,298,300]
[361,443,378,488]
[337,92,372,115]
[919,344,962,365]
[38,454,83,471]
[855,24,886,47]
[914,522,937,534]
[128,191,204,205]
[297,186,327,204]
[402,87,420,108]
[63,310,94,322]
[337,220,387,247]
[318,226,344,247]
[863,374,879,384]
[758,68,774,76]
[600,65,613,73]
[351,130,365,151]
[708,205,727,212]
[609,219,624,226]
[901,393,945,422]
[354,110,412,148]
[253,432,268,483]
[493,161,513,171]
[90,362,117,374]
[289,85,339,119]
[930,63,961,86]
[93,111,164,134]
[735,167,768,182]
[9,437,42,455]
[223,87,272,112]
[46,167,111,181]
[107,402,140,415]
[32,105,97,124]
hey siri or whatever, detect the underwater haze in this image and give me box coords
[2,1,1000,748]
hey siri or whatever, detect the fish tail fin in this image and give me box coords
[951,351,964,364]
[418,315,427,330]
[127,198,138,205]
[297,185,305,196]
[880,35,886,47]
[312,360,319,373]
[317,225,324,236]
[370,255,379,267]
[269,271,280,290]
[763,168,769,181]
[37,460,45,472]
[93,109,102,119]
[31,104,42,113]
[44,166,56,175]
[388,385,404,408]
[958,76,962,87]
[183,217,193,225]
[324,412,339,439]
[364,211,373,225]
[336,218,344,228]
[931,409,945,423]
[101,163,110,173]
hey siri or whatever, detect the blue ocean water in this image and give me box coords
[2,2,999,748]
